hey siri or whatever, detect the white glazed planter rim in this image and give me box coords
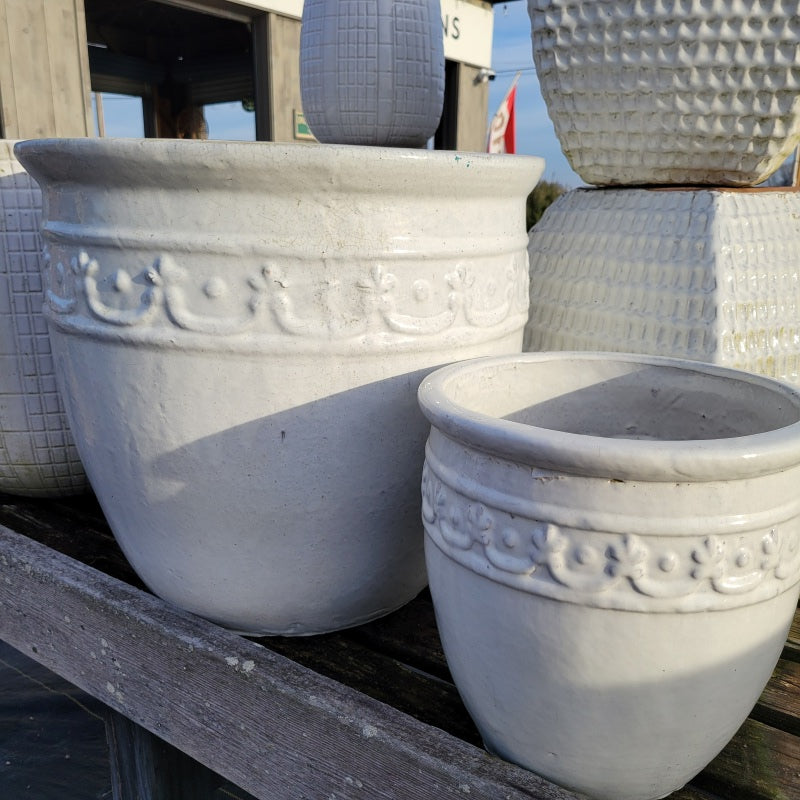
[418,351,800,482]
[14,138,535,196]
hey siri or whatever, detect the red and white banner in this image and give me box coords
[487,73,520,154]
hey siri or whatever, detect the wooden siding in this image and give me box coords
[0,0,92,139]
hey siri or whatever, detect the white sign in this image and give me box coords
[440,0,493,69]
[227,0,494,69]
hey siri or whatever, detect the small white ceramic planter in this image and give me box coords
[525,187,800,386]
[15,138,543,635]
[528,0,800,186]
[300,0,445,147]
[419,352,800,800]
[0,141,86,497]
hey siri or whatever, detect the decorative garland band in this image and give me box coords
[423,443,800,538]
[422,460,800,613]
[44,307,528,355]
[41,249,528,353]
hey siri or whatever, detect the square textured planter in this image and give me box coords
[525,186,800,386]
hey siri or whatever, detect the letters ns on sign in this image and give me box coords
[442,15,461,40]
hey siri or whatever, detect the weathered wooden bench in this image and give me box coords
[0,491,797,800]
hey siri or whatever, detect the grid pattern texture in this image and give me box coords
[525,188,800,386]
[0,141,86,496]
[300,0,444,146]
[529,0,800,185]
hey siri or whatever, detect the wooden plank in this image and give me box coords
[690,718,800,800]
[0,526,585,800]
[753,659,800,737]
[265,630,481,747]
[669,790,722,800]
[0,494,791,800]
[345,589,452,683]
[0,494,143,588]
[786,608,800,662]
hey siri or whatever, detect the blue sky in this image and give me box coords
[94,1,580,187]
[488,1,580,187]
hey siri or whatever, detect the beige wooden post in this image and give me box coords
[454,63,490,152]
[252,11,302,143]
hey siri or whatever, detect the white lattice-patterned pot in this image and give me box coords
[15,138,543,634]
[419,352,800,800]
[0,141,86,497]
[528,0,800,186]
[300,0,444,146]
[525,187,800,384]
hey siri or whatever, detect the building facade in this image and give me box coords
[0,0,496,151]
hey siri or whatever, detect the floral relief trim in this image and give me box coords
[42,249,529,342]
[421,461,800,613]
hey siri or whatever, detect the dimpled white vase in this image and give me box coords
[528,0,800,186]
[419,352,800,800]
[300,0,444,146]
[524,187,800,386]
[15,138,543,635]
[0,141,86,496]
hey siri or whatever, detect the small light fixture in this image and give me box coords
[474,68,496,84]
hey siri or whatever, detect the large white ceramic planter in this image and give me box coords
[15,138,543,635]
[0,141,86,497]
[525,187,800,386]
[528,0,800,186]
[300,0,445,147]
[419,352,800,800]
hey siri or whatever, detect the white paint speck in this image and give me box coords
[459,784,471,794]
[225,656,239,667]
[105,681,124,702]
[361,724,378,739]
[241,660,255,673]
